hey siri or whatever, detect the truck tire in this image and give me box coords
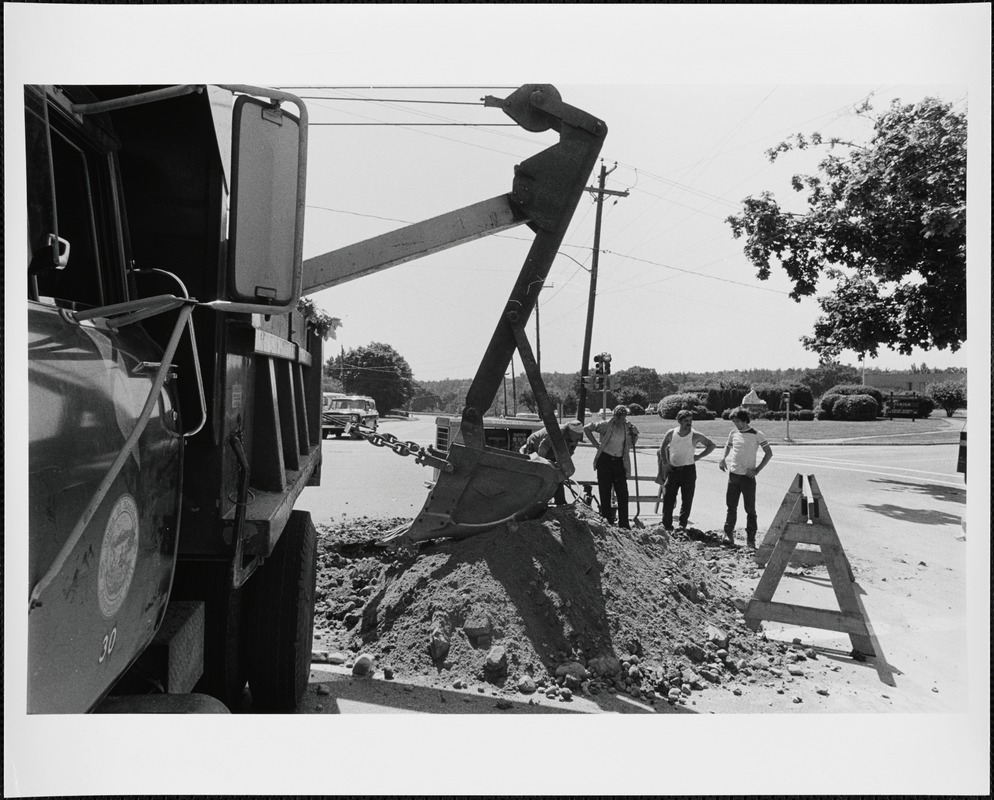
[169,561,248,710]
[244,509,317,711]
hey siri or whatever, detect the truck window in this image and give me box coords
[26,90,123,308]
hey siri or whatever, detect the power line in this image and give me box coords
[309,122,519,127]
[298,96,486,105]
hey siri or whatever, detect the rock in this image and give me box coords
[815,687,829,696]
[462,614,492,639]
[495,699,513,710]
[311,650,332,664]
[484,645,509,680]
[587,655,621,676]
[383,666,395,680]
[706,624,730,649]
[559,688,573,701]
[564,674,581,691]
[792,696,803,703]
[681,684,692,696]
[628,665,641,680]
[351,653,374,677]
[667,688,681,701]
[517,676,537,694]
[804,648,818,659]
[732,688,742,696]
[716,649,728,660]
[428,629,451,662]
[343,612,363,629]
[788,666,805,677]
[554,661,589,681]
[326,652,347,665]
[316,685,331,695]
[683,643,707,663]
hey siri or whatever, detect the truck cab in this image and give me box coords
[25,84,322,713]
[322,392,379,438]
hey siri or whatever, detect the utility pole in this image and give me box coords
[577,161,628,423]
[536,282,554,373]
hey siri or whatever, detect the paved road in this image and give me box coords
[296,414,974,716]
[299,414,966,538]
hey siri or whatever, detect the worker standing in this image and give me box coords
[718,407,773,548]
[584,405,639,529]
[657,410,716,531]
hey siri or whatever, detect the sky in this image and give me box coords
[4,4,991,797]
[299,81,975,382]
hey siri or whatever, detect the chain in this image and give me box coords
[346,423,453,473]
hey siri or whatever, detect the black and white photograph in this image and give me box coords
[4,3,990,797]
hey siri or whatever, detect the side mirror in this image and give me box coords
[227,95,305,309]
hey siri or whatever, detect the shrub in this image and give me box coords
[925,378,966,417]
[818,393,843,419]
[628,403,645,416]
[815,409,831,421]
[796,409,815,421]
[824,384,885,408]
[657,393,713,420]
[752,382,815,412]
[833,394,879,421]
[918,395,935,418]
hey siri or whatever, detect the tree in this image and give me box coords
[800,361,861,397]
[327,342,415,414]
[727,97,966,360]
[613,365,665,402]
[925,378,967,417]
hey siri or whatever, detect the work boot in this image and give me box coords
[746,533,757,549]
[724,527,735,546]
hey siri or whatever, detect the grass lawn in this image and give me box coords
[614,413,963,447]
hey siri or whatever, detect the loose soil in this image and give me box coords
[311,503,854,710]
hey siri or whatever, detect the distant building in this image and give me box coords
[864,371,949,394]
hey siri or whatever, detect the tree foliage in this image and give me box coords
[727,97,966,359]
[326,342,415,414]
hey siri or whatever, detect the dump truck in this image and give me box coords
[25,83,605,713]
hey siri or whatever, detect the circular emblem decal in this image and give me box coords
[98,494,140,618]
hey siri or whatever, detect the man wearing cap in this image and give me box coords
[584,405,640,529]
[520,420,585,505]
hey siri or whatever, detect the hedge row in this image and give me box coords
[682,383,814,413]
[720,408,816,421]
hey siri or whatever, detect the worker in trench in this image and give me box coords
[520,419,586,505]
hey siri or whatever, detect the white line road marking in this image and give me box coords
[775,453,955,477]
[773,458,964,487]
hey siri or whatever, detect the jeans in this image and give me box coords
[724,472,757,536]
[596,454,629,528]
[662,464,697,529]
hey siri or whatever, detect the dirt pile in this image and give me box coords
[312,503,792,706]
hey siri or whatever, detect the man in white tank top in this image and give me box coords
[656,410,716,531]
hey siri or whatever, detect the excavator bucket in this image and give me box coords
[306,85,606,546]
[405,442,563,541]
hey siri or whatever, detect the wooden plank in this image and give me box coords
[276,360,301,470]
[746,600,872,636]
[808,474,854,581]
[752,538,797,603]
[782,521,838,547]
[292,362,310,453]
[755,474,804,566]
[251,358,286,492]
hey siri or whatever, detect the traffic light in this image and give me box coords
[600,352,611,376]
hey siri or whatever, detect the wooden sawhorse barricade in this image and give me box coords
[744,473,875,657]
